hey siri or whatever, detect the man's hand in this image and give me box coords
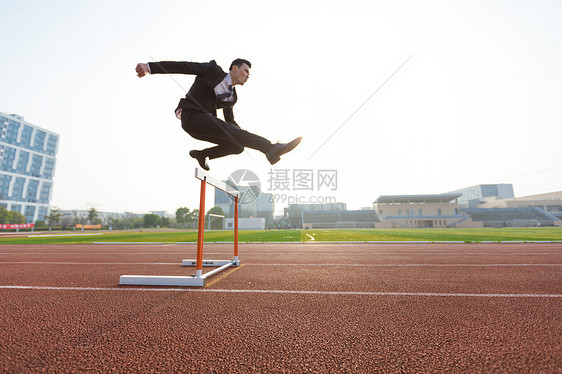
[136,63,149,78]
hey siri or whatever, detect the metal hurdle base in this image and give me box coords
[119,258,240,287]
[182,258,241,267]
[119,274,207,287]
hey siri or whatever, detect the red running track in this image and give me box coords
[0,243,561,372]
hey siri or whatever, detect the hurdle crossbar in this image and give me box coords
[119,168,240,287]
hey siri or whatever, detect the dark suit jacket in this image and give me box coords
[148,60,239,125]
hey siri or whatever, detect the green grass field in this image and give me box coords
[1,227,562,244]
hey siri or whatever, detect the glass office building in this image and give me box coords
[0,112,59,222]
[451,184,514,209]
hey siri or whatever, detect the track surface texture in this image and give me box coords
[0,242,561,373]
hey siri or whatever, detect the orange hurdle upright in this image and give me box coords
[184,167,240,284]
[234,195,239,259]
[195,178,206,278]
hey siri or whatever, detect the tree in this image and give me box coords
[206,206,226,230]
[190,209,199,228]
[160,217,171,227]
[88,208,100,225]
[105,214,119,230]
[71,210,80,226]
[10,210,26,224]
[130,217,143,228]
[0,207,10,224]
[72,210,88,229]
[143,213,161,228]
[176,207,190,228]
[0,208,26,224]
[122,212,135,229]
[176,207,198,228]
[46,207,62,231]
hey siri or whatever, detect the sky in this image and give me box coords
[1,0,561,216]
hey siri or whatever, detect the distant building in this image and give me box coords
[451,184,514,208]
[302,209,379,229]
[373,194,474,228]
[215,186,274,223]
[284,203,347,228]
[474,190,562,223]
[225,217,265,230]
[462,207,561,228]
[59,210,143,229]
[149,211,174,218]
[372,191,561,228]
[0,112,59,222]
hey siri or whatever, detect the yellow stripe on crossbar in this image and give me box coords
[205,264,245,287]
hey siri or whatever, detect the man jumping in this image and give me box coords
[136,58,301,170]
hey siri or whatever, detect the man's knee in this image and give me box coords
[230,144,244,154]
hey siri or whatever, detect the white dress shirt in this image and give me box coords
[174,73,234,119]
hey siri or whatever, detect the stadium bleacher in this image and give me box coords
[302,210,379,229]
[462,207,560,227]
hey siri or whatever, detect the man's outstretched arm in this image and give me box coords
[136,60,217,77]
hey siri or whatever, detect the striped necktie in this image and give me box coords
[217,85,233,101]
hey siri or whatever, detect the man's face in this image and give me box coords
[231,63,250,86]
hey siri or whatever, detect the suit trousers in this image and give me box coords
[181,110,273,160]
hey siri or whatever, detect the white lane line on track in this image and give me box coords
[1,252,561,256]
[91,241,562,244]
[28,233,104,238]
[0,285,561,298]
[0,262,180,265]
[247,263,562,267]
[0,262,561,267]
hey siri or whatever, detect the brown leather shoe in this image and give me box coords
[266,137,302,165]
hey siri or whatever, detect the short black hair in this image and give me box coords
[229,58,252,70]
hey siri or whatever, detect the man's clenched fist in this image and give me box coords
[136,63,149,78]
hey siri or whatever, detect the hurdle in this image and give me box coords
[119,168,240,287]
